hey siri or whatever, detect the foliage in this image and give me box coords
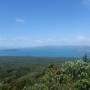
[75,79,90,90]
[83,54,88,62]
[0,57,90,90]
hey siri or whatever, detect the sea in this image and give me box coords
[0,46,90,57]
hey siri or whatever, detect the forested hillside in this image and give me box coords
[0,57,90,90]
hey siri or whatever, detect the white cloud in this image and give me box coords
[16,18,24,23]
[82,0,90,6]
[0,36,90,49]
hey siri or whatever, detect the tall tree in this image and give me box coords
[83,53,88,62]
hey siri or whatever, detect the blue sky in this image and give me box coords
[0,0,90,48]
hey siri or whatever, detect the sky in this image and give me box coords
[0,0,90,48]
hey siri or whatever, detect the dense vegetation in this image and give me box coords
[0,56,90,90]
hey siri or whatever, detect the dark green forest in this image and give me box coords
[0,56,90,90]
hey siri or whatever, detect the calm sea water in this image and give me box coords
[0,46,90,57]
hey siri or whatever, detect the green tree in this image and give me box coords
[83,54,88,62]
[75,79,90,90]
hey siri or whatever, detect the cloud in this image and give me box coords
[82,0,90,6]
[16,18,24,23]
[0,35,90,49]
